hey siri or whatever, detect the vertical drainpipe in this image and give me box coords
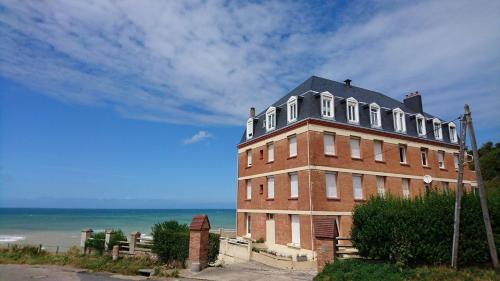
[306,121,315,260]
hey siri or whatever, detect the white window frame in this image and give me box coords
[291,215,300,246]
[266,107,276,132]
[324,133,335,156]
[393,108,406,133]
[288,135,297,157]
[246,149,252,167]
[453,153,459,170]
[246,180,252,200]
[246,118,254,139]
[267,142,274,162]
[350,137,361,159]
[320,91,334,119]
[325,172,337,198]
[438,150,445,169]
[352,174,363,200]
[415,114,426,137]
[448,122,457,143]
[399,145,407,164]
[433,118,443,140]
[346,97,359,124]
[290,173,298,198]
[421,148,428,166]
[374,140,383,161]
[369,103,381,128]
[402,178,410,199]
[267,176,275,199]
[287,96,298,123]
[376,176,385,197]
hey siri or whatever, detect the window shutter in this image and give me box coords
[324,134,334,155]
[326,173,337,198]
[402,179,409,199]
[247,150,252,166]
[289,136,297,157]
[352,175,363,199]
[374,141,382,161]
[268,143,274,162]
[267,177,274,199]
[290,174,298,198]
[291,215,300,245]
[246,180,252,199]
[350,138,360,158]
[377,176,385,197]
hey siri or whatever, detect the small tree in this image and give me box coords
[151,220,190,266]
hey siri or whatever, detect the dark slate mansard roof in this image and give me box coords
[240,76,457,145]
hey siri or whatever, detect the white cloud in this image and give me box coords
[183,130,212,145]
[0,0,499,130]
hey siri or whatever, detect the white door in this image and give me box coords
[291,215,300,246]
[265,215,275,246]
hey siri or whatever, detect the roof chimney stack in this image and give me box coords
[344,79,352,87]
[249,107,256,118]
[404,91,423,113]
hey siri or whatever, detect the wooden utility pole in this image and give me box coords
[465,104,499,269]
[451,113,467,268]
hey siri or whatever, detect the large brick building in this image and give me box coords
[236,76,475,260]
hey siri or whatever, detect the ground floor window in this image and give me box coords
[291,215,300,246]
[246,214,251,236]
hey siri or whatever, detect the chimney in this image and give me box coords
[249,107,255,118]
[344,79,352,87]
[404,91,423,113]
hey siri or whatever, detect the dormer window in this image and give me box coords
[246,118,254,140]
[433,118,443,140]
[393,108,406,133]
[369,103,381,128]
[320,91,334,119]
[416,114,426,137]
[448,122,457,143]
[346,97,359,124]
[266,107,276,132]
[287,96,298,123]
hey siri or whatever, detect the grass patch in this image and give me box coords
[314,259,499,281]
[0,245,158,276]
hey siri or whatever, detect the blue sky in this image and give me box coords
[0,0,499,208]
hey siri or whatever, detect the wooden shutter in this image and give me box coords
[291,215,300,245]
[326,173,337,198]
[267,176,274,199]
[352,175,363,199]
[324,134,335,155]
[290,174,298,198]
[350,138,360,158]
[374,141,382,161]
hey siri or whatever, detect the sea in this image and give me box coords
[0,208,235,251]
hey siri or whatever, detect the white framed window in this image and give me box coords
[246,214,251,236]
[399,145,407,164]
[267,142,274,162]
[291,215,300,246]
[448,122,457,143]
[393,108,406,133]
[442,182,449,194]
[290,173,298,198]
[376,176,385,197]
[402,178,410,199]
[374,140,383,161]
[453,153,459,170]
[324,133,335,155]
[267,176,275,199]
[246,149,252,167]
[346,97,359,124]
[416,114,426,137]
[438,150,445,169]
[246,118,253,139]
[246,180,252,200]
[369,103,381,128]
[325,172,337,198]
[421,148,428,166]
[287,96,298,123]
[321,91,334,119]
[352,174,363,200]
[289,135,297,157]
[433,118,443,140]
[265,107,276,132]
[350,137,361,159]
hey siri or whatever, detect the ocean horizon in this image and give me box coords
[0,208,236,251]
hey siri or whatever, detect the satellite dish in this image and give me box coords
[423,175,433,184]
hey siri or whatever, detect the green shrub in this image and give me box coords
[151,220,189,266]
[85,229,127,255]
[351,189,500,266]
[208,233,220,263]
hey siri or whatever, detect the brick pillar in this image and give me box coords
[315,238,335,271]
[188,214,211,272]
[313,216,338,272]
[80,229,93,254]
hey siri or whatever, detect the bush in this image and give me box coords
[85,229,127,255]
[208,233,220,263]
[351,189,500,266]
[151,220,189,266]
